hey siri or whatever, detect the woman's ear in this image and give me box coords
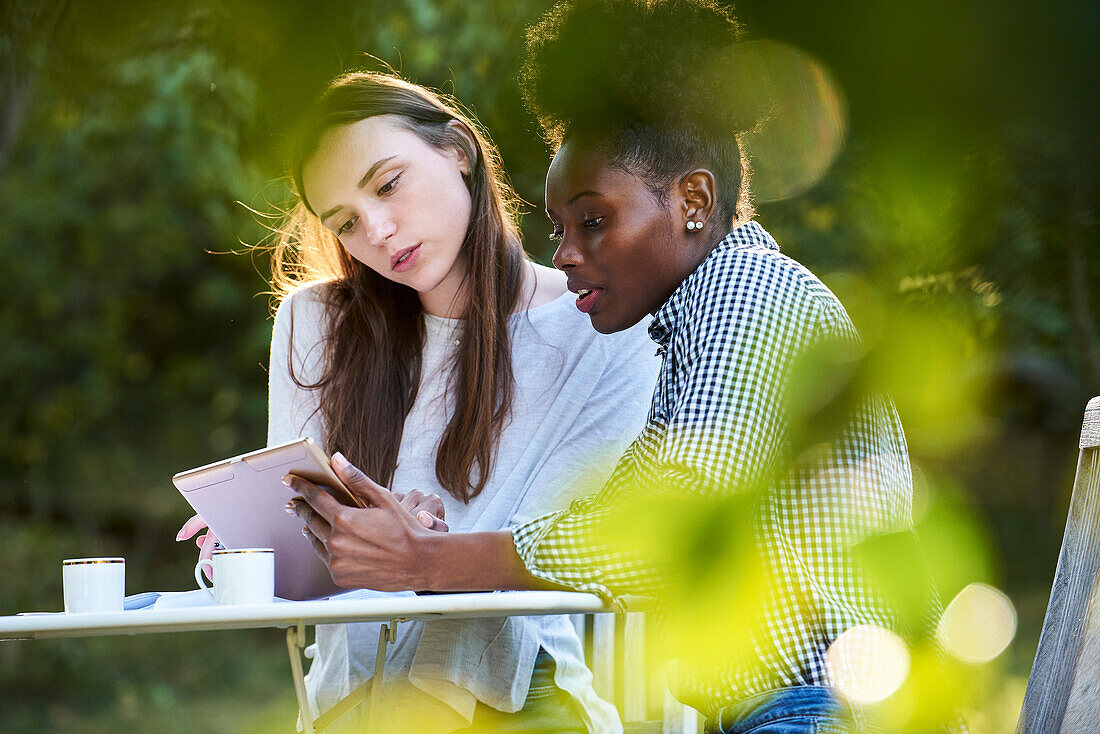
[445,120,478,176]
[678,169,716,233]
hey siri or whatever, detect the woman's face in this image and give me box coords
[546,139,703,333]
[302,115,473,317]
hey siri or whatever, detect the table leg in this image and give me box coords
[287,623,316,734]
[366,620,399,731]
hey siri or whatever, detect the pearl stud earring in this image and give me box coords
[686,220,701,232]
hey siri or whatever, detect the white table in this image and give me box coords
[0,591,614,733]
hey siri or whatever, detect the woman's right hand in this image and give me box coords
[176,514,219,580]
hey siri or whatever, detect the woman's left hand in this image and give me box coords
[175,514,221,581]
[285,452,446,591]
[391,488,449,532]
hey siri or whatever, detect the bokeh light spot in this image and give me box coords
[827,624,910,703]
[724,40,848,203]
[937,583,1017,663]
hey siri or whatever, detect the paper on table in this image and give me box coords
[151,590,214,609]
[131,587,405,612]
[24,587,406,616]
[325,588,417,602]
[146,590,297,609]
[124,591,162,610]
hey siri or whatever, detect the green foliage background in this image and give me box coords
[1,0,1095,730]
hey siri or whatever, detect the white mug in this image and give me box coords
[63,557,125,613]
[195,548,275,605]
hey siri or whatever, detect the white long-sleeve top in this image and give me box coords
[267,281,659,732]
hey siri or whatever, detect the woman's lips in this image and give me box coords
[391,244,421,273]
[575,288,602,314]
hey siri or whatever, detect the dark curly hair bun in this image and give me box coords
[521,0,758,146]
[521,0,758,224]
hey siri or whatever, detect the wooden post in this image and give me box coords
[1018,397,1100,733]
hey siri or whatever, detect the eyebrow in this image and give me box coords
[318,155,399,223]
[566,190,604,206]
[547,189,605,218]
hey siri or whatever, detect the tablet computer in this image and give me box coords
[173,437,363,601]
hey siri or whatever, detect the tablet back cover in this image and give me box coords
[173,438,346,601]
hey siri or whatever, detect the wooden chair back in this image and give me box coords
[1018,396,1100,733]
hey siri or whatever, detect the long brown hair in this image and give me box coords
[271,71,525,503]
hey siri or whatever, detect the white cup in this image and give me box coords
[195,548,275,605]
[63,557,125,613]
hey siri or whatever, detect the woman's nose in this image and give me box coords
[363,208,396,246]
[552,237,582,270]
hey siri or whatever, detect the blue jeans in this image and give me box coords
[706,686,852,734]
[453,649,588,733]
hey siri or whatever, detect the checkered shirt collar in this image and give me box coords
[648,220,780,349]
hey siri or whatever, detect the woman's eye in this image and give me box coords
[582,216,604,229]
[338,217,357,236]
[549,229,563,241]
[378,173,401,195]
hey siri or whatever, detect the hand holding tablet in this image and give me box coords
[286,452,450,592]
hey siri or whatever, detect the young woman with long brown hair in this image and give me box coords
[181,71,658,732]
